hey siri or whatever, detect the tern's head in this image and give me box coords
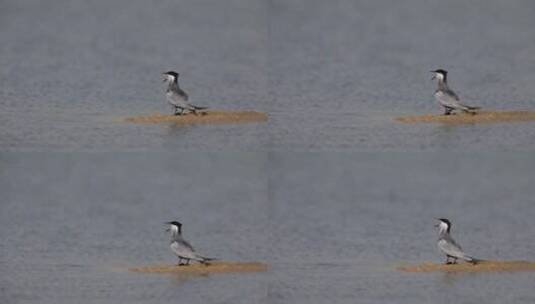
[431,69,448,81]
[435,218,452,234]
[162,71,179,83]
[166,221,183,234]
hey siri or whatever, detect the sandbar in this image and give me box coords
[396,111,535,124]
[129,261,268,274]
[123,110,267,125]
[398,260,535,273]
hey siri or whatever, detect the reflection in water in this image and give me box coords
[166,123,193,135]
[429,123,478,149]
[168,272,210,285]
[440,271,463,286]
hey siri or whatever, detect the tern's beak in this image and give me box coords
[165,222,171,231]
[162,73,168,82]
[430,71,436,80]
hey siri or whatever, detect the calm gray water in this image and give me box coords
[2,0,535,303]
[1,152,535,303]
[1,0,535,151]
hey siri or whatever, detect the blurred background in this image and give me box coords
[1,152,535,303]
[1,0,535,303]
[1,0,535,151]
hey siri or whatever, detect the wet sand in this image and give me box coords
[398,260,535,273]
[123,111,268,125]
[395,111,535,124]
[129,261,268,274]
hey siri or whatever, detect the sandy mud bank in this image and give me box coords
[129,261,268,274]
[398,260,535,273]
[123,110,268,125]
[396,111,535,124]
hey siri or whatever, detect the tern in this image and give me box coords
[162,71,207,115]
[435,218,479,265]
[431,69,480,115]
[166,221,213,266]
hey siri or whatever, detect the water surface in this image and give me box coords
[1,152,535,303]
[1,0,535,151]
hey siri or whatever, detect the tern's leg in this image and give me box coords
[177,257,183,266]
[444,107,453,116]
[452,257,458,264]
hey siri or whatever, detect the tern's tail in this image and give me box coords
[461,104,480,113]
[466,105,480,111]
[199,256,217,265]
[464,255,482,265]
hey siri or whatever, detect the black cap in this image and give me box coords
[164,71,179,78]
[431,69,448,75]
[437,218,451,225]
[167,221,182,227]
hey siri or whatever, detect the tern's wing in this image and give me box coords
[167,90,193,109]
[176,89,207,109]
[438,236,465,259]
[443,88,460,101]
[170,239,199,260]
[176,88,189,101]
[435,89,463,109]
[167,93,186,107]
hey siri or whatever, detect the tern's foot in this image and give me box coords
[443,108,455,116]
